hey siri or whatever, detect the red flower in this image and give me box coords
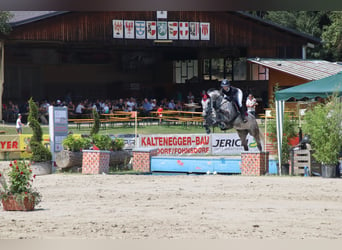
[0,173,1,177]
[9,163,13,167]
[29,169,32,172]
[33,174,36,179]
[16,166,19,170]
[25,192,27,194]
[14,160,17,164]
[20,171,24,175]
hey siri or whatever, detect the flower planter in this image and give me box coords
[31,161,52,176]
[1,194,35,211]
[321,164,337,178]
[82,150,110,174]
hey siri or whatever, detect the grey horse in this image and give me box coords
[201,89,263,151]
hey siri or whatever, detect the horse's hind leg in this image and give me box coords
[237,130,249,151]
[250,128,263,151]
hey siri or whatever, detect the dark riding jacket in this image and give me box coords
[220,86,239,103]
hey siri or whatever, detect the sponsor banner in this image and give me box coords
[212,133,261,155]
[189,22,200,40]
[0,135,20,152]
[168,21,178,40]
[135,20,146,39]
[157,21,168,39]
[200,22,210,40]
[146,21,157,39]
[124,20,135,39]
[138,134,211,156]
[179,22,189,40]
[112,20,123,38]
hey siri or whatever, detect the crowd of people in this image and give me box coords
[1,92,201,124]
[2,85,260,125]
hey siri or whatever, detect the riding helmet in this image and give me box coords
[221,79,230,87]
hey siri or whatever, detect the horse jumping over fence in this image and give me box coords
[201,89,263,151]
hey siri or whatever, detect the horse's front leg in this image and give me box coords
[237,130,249,151]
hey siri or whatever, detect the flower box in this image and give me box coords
[82,150,110,174]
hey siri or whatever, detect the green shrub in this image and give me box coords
[62,134,92,152]
[303,96,342,165]
[90,108,100,136]
[29,141,52,162]
[91,134,112,150]
[28,97,52,162]
[110,138,124,151]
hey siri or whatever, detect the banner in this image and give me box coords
[135,20,146,39]
[146,21,157,39]
[157,21,168,40]
[124,20,135,39]
[211,133,261,155]
[200,22,210,40]
[179,22,189,40]
[138,134,211,156]
[0,135,20,152]
[168,22,178,40]
[189,22,200,40]
[112,20,123,38]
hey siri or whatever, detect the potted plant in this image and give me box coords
[81,108,112,174]
[55,134,92,170]
[0,160,42,211]
[303,95,342,178]
[28,97,52,175]
[268,111,298,175]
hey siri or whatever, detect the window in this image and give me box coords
[250,63,269,80]
[173,60,198,83]
[203,58,234,81]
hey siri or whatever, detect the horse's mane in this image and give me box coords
[207,89,221,99]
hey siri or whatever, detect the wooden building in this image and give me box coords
[0,11,321,119]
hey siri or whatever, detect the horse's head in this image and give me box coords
[201,89,222,128]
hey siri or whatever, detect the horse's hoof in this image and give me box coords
[205,128,211,134]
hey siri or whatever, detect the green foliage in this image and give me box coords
[0,160,42,207]
[268,112,298,164]
[30,141,52,162]
[303,96,342,164]
[110,138,124,151]
[62,134,92,152]
[91,134,112,150]
[28,97,52,162]
[28,98,42,142]
[90,108,100,136]
[321,11,342,61]
[0,11,13,35]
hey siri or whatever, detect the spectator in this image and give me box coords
[75,101,85,114]
[16,113,24,134]
[142,98,153,115]
[168,99,176,110]
[246,93,258,117]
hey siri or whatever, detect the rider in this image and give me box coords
[220,79,247,123]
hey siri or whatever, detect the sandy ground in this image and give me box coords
[0,161,342,240]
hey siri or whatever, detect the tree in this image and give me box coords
[321,11,342,61]
[0,11,13,35]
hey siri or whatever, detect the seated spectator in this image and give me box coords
[142,98,153,116]
[168,99,176,110]
[75,101,85,114]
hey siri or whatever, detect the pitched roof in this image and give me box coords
[9,11,68,27]
[247,58,342,81]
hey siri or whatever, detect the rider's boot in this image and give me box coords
[238,106,247,123]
